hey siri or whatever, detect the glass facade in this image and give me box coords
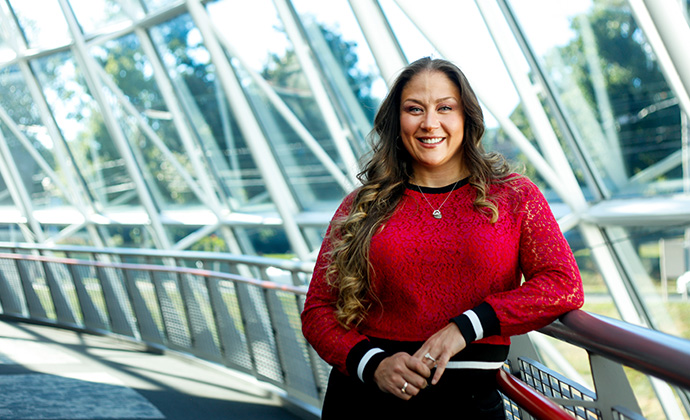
[0,0,689,416]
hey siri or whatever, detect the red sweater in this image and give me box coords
[301,176,584,382]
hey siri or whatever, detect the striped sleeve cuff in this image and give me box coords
[346,340,389,384]
[451,302,500,343]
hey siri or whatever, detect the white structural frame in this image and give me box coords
[0,3,688,416]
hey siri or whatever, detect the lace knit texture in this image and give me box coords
[301,176,584,374]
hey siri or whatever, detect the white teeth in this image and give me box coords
[419,137,443,144]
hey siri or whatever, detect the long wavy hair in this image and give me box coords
[326,57,514,328]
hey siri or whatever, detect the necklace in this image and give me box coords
[415,178,461,219]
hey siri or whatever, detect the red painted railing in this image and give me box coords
[496,369,574,420]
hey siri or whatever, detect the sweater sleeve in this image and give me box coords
[301,192,389,382]
[454,178,584,343]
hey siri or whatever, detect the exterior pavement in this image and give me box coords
[0,318,311,420]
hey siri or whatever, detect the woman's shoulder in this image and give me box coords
[330,188,360,220]
[492,172,536,191]
[489,173,546,205]
[342,187,361,207]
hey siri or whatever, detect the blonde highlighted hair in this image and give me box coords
[326,57,515,328]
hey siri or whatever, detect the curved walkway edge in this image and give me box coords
[0,318,315,420]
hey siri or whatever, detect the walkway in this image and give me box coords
[0,318,309,420]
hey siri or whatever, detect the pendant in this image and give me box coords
[432,210,442,219]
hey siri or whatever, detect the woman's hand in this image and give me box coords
[373,352,431,400]
[413,322,466,385]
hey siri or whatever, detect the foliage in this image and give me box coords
[561,0,680,177]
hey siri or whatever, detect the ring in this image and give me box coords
[424,353,437,363]
[401,382,408,394]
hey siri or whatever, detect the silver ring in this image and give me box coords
[424,352,436,363]
[401,382,408,394]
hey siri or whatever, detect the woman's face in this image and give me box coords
[399,70,466,180]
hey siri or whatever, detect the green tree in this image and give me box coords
[562,0,680,178]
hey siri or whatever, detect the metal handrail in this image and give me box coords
[542,310,690,391]
[1,243,689,419]
[0,241,316,276]
[0,250,323,418]
[0,252,308,294]
[496,369,574,420]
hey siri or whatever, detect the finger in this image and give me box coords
[398,381,414,400]
[405,355,432,380]
[431,359,447,385]
[422,351,438,368]
[412,346,428,359]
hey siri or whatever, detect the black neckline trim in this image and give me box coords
[405,177,470,194]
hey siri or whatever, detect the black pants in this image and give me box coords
[321,367,506,419]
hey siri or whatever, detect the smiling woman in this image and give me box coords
[301,57,584,419]
[399,71,467,187]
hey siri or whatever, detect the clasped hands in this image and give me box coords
[372,322,467,400]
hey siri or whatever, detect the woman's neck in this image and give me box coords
[410,167,469,188]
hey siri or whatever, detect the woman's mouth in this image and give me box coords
[418,137,444,145]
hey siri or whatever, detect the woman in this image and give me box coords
[301,57,584,419]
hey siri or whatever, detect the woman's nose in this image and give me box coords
[421,113,439,130]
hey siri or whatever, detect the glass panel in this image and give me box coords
[378,0,438,61]
[0,16,18,64]
[104,224,156,248]
[566,228,618,317]
[185,229,228,253]
[0,224,24,242]
[0,170,10,206]
[141,0,178,14]
[209,0,362,210]
[91,33,202,208]
[238,63,349,210]
[291,0,384,142]
[482,123,557,201]
[510,0,684,198]
[612,225,690,339]
[68,0,138,35]
[237,226,291,257]
[149,14,272,212]
[0,65,69,209]
[31,51,141,209]
[207,0,288,73]
[8,0,71,49]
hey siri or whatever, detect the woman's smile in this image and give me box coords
[418,137,445,145]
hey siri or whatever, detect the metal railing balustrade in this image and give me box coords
[0,242,688,420]
[0,244,328,415]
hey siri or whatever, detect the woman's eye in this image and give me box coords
[439,105,452,111]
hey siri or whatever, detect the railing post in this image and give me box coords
[41,261,77,326]
[205,278,253,373]
[506,334,542,420]
[151,271,190,350]
[177,272,223,363]
[235,282,283,385]
[588,353,642,420]
[96,265,136,337]
[266,287,321,408]
[122,269,165,346]
[0,266,24,317]
[68,264,108,331]
[14,259,48,321]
